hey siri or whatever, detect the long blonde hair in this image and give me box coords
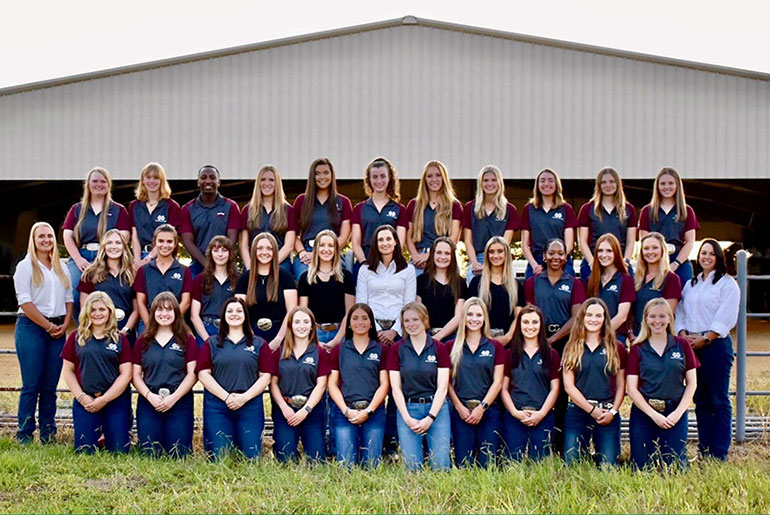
[634,232,671,291]
[26,222,69,289]
[134,162,172,201]
[246,165,289,235]
[561,298,620,375]
[77,291,120,346]
[591,167,628,223]
[307,230,344,284]
[530,168,566,209]
[633,297,675,345]
[281,306,318,360]
[81,229,135,286]
[478,237,517,315]
[473,165,508,220]
[649,167,689,224]
[450,297,491,377]
[73,167,114,247]
[410,160,457,243]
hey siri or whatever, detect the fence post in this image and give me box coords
[736,250,748,443]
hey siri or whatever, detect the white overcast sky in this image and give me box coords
[2,0,769,89]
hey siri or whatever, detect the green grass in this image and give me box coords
[1,437,770,513]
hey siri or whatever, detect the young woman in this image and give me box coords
[562,298,627,465]
[500,305,561,461]
[62,167,130,318]
[387,302,451,471]
[298,230,355,348]
[328,303,390,468]
[269,306,330,463]
[577,167,637,280]
[132,293,198,457]
[632,232,682,339]
[179,165,241,277]
[197,297,273,460]
[405,161,463,275]
[190,236,239,347]
[293,158,353,280]
[60,292,132,453]
[463,165,519,285]
[240,165,296,273]
[638,167,699,285]
[585,234,635,344]
[13,222,73,443]
[519,168,577,278]
[468,237,523,346]
[129,162,182,267]
[675,239,740,461]
[447,298,506,468]
[416,237,468,342]
[627,298,698,469]
[235,232,297,349]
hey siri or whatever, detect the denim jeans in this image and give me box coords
[67,248,98,323]
[333,404,386,468]
[195,320,220,348]
[501,409,555,461]
[671,255,693,287]
[450,402,501,468]
[694,336,734,460]
[72,390,132,454]
[203,391,265,460]
[396,401,451,471]
[136,392,194,457]
[272,401,326,463]
[189,260,204,279]
[629,403,688,469]
[14,316,65,443]
[466,252,485,286]
[563,403,621,465]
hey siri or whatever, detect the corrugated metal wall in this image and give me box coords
[1,23,768,180]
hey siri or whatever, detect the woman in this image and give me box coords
[293,158,353,280]
[62,167,130,317]
[627,298,698,468]
[386,302,451,470]
[585,234,635,343]
[468,237,523,346]
[405,160,463,275]
[416,237,468,342]
[639,167,699,285]
[180,165,241,277]
[500,305,561,461]
[132,293,198,457]
[519,168,577,278]
[463,165,518,285]
[577,167,637,280]
[60,292,132,453]
[191,236,239,347]
[129,162,182,267]
[235,232,297,349]
[269,306,330,463]
[197,297,273,459]
[13,222,73,443]
[240,165,296,273]
[562,298,627,465]
[328,303,390,468]
[632,232,682,338]
[675,239,740,461]
[447,298,505,467]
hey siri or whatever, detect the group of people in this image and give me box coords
[12,157,739,470]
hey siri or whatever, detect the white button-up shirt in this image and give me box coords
[675,270,739,338]
[356,260,417,335]
[14,256,73,317]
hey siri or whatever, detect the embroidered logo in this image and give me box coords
[170,342,182,352]
[671,351,682,360]
[386,210,397,218]
[600,348,607,356]
[155,214,167,223]
[480,349,492,357]
[559,284,571,292]
[303,356,316,365]
[172,272,182,280]
[107,212,113,217]
[106,342,119,352]
[426,355,437,363]
[245,345,256,353]
[607,284,618,292]
[536,358,543,365]
[552,212,563,220]
[216,211,226,217]
[367,352,380,361]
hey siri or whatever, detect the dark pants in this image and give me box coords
[563,403,621,465]
[189,260,204,279]
[501,409,555,461]
[671,256,693,287]
[272,402,326,463]
[450,403,501,468]
[203,391,265,460]
[136,392,194,457]
[333,405,386,468]
[550,336,569,457]
[383,392,399,455]
[14,316,64,443]
[72,390,132,454]
[694,336,734,460]
[629,403,688,469]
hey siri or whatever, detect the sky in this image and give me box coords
[2,0,769,89]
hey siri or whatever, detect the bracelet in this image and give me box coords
[47,322,55,332]
[344,407,349,416]
[225,393,232,402]
[672,259,681,266]
[76,392,86,403]
[427,412,436,421]
[589,405,596,415]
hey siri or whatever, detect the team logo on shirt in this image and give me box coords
[386,210,397,218]
[170,342,182,352]
[303,356,316,365]
[671,351,683,360]
[216,211,226,217]
[107,212,113,217]
[106,342,119,352]
[559,284,571,292]
[245,345,256,353]
[607,284,618,292]
[600,348,607,356]
[536,358,543,365]
[552,212,563,220]
[155,214,167,223]
[172,272,182,280]
[480,349,492,358]
[367,352,380,361]
[426,355,437,363]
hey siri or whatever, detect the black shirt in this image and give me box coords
[297,270,355,324]
[235,267,296,327]
[416,273,469,329]
[468,276,525,332]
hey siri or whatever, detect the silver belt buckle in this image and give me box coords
[429,328,442,336]
[351,400,370,410]
[648,398,667,412]
[376,319,395,331]
[142,244,153,253]
[83,243,99,252]
[489,328,505,337]
[115,308,126,322]
[318,323,339,332]
[290,395,308,409]
[257,318,273,331]
[666,243,677,255]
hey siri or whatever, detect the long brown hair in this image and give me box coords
[246,165,289,235]
[509,305,552,372]
[366,225,408,273]
[307,230,344,284]
[201,236,238,295]
[217,297,254,347]
[281,306,318,360]
[423,236,463,303]
[246,232,280,304]
[299,158,340,235]
[561,298,620,375]
[142,292,192,351]
[586,233,628,297]
[364,157,400,202]
[73,167,115,247]
[591,167,628,223]
[530,168,566,209]
[82,229,135,286]
[410,160,457,243]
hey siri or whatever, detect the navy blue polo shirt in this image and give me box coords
[240,203,297,249]
[330,339,388,404]
[417,274,470,329]
[386,336,451,400]
[62,201,130,245]
[78,273,135,314]
[506,347,561,409]
[525,273,587,329]
[271,344,331,399]
[192,274,235,318]
[633,272,682,334]
[352,198,408,256]
[128,199,182,248]
[61,332,132,395]
[132,334,198,393]
[469,276,525,333]
[462,201,519,254]
[519,202,577,262]
[448,337,506,402]
[196,335,271,392]
[597,272,636,319]
[638,205,699,254]
[577,202,638,254]
[293,193,353,246]
[573,341,628,403]
[626,335,699,401]
[180,194,241,255]
[405,199,463,251]
[134,259,193,308]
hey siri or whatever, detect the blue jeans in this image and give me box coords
[671,255,693,287]
[525,255,575,279]
[272,401,326,463]
[203,391,265,460]
[14,317,65,443]
[563,403,621,465]
[72,390,132,454]
[67,248,98,323]
[466,252,485,286]
[195,320,220,348]
[450,402,501,468]
[334,404,386,468]
[136,392,194,457]
[629,403,688,469]
[396,401,451,471]
[316,328,337,344]
[189,260,204,278]
[501,409,555,461]
[694,336,734,460]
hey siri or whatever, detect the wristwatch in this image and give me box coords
[366,408,374,417]
[304,404,313,414]
[480,401,489,410]
[703,335,712,345]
